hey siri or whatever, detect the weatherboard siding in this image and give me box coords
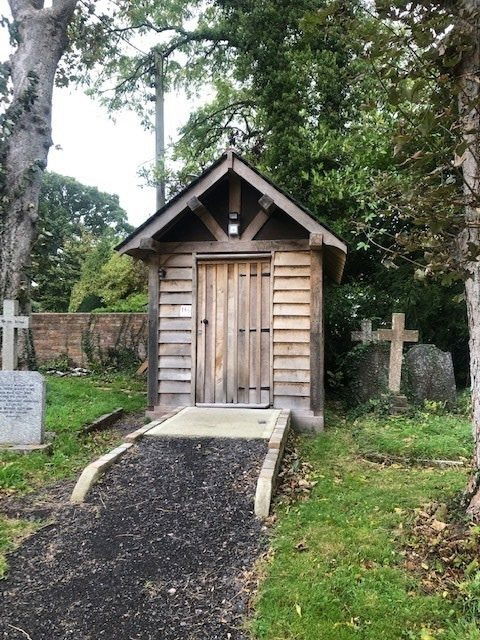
[272,251,311,411]
[157,254,194,407]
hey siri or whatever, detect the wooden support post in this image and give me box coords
[229,173,242,213]
[310,234,324,416]
[147,258,160,409]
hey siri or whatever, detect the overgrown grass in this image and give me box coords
[351,410,472,461]
[252,409,479,640]
[0,374,146,494]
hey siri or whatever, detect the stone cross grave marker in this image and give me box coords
[377,312,419,393]
[0,299,30,371]
[351,319,378,344]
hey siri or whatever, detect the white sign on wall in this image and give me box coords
[180,305,192,318]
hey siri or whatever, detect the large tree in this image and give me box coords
[1,0,78,306]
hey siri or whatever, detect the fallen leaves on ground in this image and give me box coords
[274,438,316,507]
[401,500,480,598]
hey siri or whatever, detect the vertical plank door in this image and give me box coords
[195,259,271,407]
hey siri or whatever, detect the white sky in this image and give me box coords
[0,1,203,227]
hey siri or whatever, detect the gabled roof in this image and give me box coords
[117,150,347,282]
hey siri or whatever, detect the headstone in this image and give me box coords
[377,313,419,393]
[0,371,46,445]
[351,319,378,344]
[405,344,457,408]
[345,342,390,405]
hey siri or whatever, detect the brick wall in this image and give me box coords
[30,313,148,367]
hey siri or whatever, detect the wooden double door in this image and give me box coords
[195,258,271,407]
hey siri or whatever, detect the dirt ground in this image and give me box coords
[0,434,267,640]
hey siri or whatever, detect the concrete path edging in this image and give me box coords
[82,408,124,434]
[70,442,133,504]
[71,408,186,505]
[254,410,291,519]
[124,407,186,443]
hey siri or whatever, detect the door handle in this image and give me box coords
[201,318,209,325]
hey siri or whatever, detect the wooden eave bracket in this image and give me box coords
[258,194,276,214]
[187,196,228,242]
[139,237,162,252]
[309,233,323,250]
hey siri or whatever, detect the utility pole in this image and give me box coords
[155,50,166,210]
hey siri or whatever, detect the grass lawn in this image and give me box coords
[0,373,146,577]
[252,407,480,640]
[0,374,146,494]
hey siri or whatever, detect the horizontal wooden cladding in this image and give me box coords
[159,318,191,330]
[159,292,193,304]
[158,392,191,406]
[274,382,310,396]
[159,380,191,393]
[272,250,311,409]
[273,251,311,266]
[158,355,191,368]
[273,329,310,343]
[157,248,194,407]
[273,316,310,330]
[274,266,310,277]
[273,303,310,316]
[159,280,192,292]
[273,342,310,356]
[159,304,193,318]
[274,277,310,290]
[274,369,310,382]
[273,395,310,410]
[159,343,190,356]
[159,368,191,381]
[274,356,310,370]
[162,267,193,280]
[273,290,310,304]
[158,330,192,344]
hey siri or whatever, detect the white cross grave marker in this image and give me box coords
[351,319,378,344]
[377,312,418,393]
[0,300,30,371]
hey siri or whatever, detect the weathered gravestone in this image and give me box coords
[0,299,48,451]
[405,344,457,408]
[0,371,46,446]
[345,342,390,405]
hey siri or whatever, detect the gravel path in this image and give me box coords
[1,437,267,640]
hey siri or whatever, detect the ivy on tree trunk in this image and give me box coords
[1,0,78,305]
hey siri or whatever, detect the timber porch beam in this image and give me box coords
[137,239,310,254]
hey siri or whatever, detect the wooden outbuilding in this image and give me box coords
[117,150,347,430]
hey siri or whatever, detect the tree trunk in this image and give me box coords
[457,0,480,517]
[0,0,77,304]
